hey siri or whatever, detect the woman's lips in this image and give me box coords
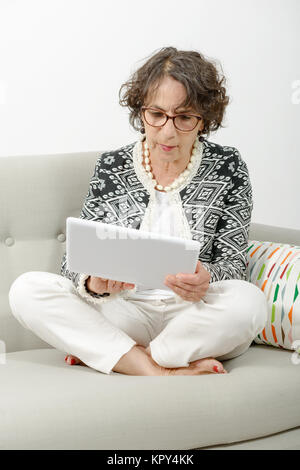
[160,144,176,152]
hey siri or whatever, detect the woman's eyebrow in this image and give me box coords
[150,104,193,113]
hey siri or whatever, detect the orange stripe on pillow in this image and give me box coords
[288,305,293,325]
[262,328,268,341]
[268,247,280,259]
[271,324,278,343]
[281,251,292,265]
[250,244,263,257]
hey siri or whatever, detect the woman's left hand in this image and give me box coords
[164,261,211,302]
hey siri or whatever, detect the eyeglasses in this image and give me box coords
[141,106,202,132]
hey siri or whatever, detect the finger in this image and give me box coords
[164,282,194,301]
[165,277,197,292]
[108,280,124,292]
[115,281,125,291]
[122,282,134,290]
[106,280,114,291]
[172,262,204,285]
[174,274,201,286]
[166,279,195,292]
[195,260,201,273]
[166,273,199,286]
[107,280,117,292]
[96,277,109,290]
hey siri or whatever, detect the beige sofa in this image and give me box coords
[1,150,300,450]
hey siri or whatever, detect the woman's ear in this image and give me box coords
[139,117,145,133]
[139,113,145,133]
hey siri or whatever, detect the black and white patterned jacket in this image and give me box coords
[60,136,253,305]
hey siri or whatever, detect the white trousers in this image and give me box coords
[8,272,268,375]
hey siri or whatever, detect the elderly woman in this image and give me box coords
[9,47,267,376]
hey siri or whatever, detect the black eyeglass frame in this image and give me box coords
[141,106,203,132]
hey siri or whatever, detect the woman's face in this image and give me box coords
[141,76,204,167]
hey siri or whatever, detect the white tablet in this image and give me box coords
[66,217,201,290]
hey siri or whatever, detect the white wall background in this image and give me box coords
[0,0,299,230]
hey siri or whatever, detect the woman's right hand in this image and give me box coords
[86,276,135,295]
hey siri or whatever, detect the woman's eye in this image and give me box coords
[180,115,192,120]
[150,111,163,117]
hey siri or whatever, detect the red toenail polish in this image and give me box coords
[213,365,219,373]
[65,356,68,361]
[70,358,76,365]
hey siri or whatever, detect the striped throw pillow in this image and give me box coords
[247,241,300,351]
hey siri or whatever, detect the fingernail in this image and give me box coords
[213,365,219,373]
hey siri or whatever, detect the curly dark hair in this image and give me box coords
[118,46,230,138]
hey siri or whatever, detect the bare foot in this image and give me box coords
[64,354,87,367]
[65,348,229,376]
[137,345,228,376]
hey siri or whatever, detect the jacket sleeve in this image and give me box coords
[60,152,137,305]
[201,148,253,283]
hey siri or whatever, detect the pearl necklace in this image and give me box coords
[140,134,201,192]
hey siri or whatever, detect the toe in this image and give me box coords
[65,355,80,365]
[192,357,228,374]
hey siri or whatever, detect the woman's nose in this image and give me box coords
[161,117,177,137]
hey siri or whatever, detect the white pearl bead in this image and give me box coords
[144,157,149,163]
[178,176,184,183]
[152,179,157,185]
[144,141,149,149]
[183,169,190,176]
[187,162,193,170]
[157,184,163,190]
[145,164,151,171]
[144,150,149,157]
[190,155,196,162]
[165,186,171,191]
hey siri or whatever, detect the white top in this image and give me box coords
[126,189,185,300]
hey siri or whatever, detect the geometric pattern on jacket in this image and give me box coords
[61,136,253,305]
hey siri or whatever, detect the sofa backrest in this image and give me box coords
[1,150,101,353]
[1,151,299,353]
